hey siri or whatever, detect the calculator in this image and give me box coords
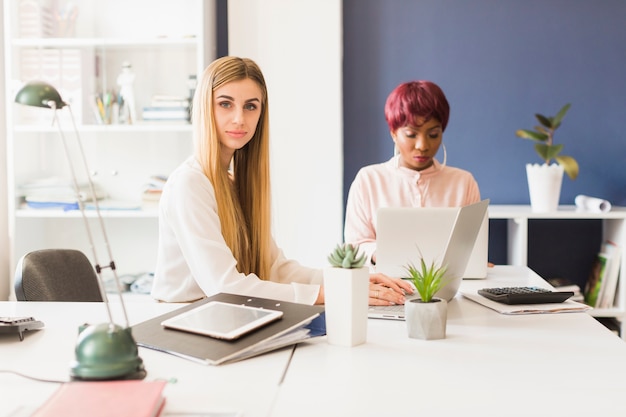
[477,287,574,305]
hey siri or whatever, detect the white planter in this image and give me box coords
[323,266,369,347]
[405,298,447,340]
[526,163,564,213]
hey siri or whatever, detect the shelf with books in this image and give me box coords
[3,0,212,290]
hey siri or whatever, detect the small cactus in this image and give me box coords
[327,243,366,269]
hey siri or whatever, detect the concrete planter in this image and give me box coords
[405,298,447,340]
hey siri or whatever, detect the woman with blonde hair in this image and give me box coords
[152,56,411,305]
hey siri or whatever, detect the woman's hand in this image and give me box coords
[368,272,414,306]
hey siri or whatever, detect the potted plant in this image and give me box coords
[403,255,449,340]
[515,103,579,212]
[323,243,369,347]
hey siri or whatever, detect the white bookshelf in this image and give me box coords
[489,205,626,337]
[2,0,213,297]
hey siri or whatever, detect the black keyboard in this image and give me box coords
[478,287,574,305]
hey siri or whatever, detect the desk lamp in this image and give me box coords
[14,81,146,381]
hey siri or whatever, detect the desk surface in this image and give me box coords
[0,300,290,417]
[2,266,626,417]
[275,266,626,417]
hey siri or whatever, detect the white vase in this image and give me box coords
[323,266,369,347]
[526,163,564,213]
[405,298,447,340]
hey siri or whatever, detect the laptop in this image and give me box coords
[369,199,490,320]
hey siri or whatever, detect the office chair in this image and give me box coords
[14,249,104,302]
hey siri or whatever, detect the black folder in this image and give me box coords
[132,293,325,365]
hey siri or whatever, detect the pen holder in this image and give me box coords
[323,266,368,347]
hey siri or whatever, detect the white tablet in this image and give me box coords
[161,301,283,340]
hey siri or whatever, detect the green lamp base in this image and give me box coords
[70,323,146,381]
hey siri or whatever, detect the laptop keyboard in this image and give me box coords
[368,304,405,313]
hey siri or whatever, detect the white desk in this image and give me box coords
[0,300,292,417]
[274,266,626,417]
[2,266,626,417]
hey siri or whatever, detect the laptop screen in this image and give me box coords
[375,200,489,301]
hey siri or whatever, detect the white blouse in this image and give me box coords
[151,157,322,304]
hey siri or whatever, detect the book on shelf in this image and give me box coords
[32,380,167,417]
[584,252,608,307]
[142,106,190,121]
[584,241,622,308]
[150,95,190,107]
[597,240,621,309]
[142,175,167,203]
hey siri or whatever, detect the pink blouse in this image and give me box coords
[344,155,481,263]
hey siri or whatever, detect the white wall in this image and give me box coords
[227,0,343,267]
[0,1,9,300]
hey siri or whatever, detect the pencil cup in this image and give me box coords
[323,266,369,347]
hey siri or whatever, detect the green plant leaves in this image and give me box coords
[403,258,448,303]
[555,155,579,180]
[516,103,578,179]
[327,243,367,268]
[516,129,548,142]
[535,113,553,128]
[534,143,563,161]
[552,103,571,129]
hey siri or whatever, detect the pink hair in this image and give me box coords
[384,80,450,132]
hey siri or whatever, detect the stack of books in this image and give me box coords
[19,177,107,211]
[142,95,190,122]
[142,175,167,205]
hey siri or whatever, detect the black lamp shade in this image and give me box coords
[14,81,66,109]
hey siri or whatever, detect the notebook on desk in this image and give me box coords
[369,199,490,320]
[132,292,325,365]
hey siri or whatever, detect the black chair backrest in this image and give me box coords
[14,249,104,302]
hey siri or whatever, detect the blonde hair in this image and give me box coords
[192,56,272,279]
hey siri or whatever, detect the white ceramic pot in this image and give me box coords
[526,163,564,213]
[323,266,369,347]
[405,298,447,340]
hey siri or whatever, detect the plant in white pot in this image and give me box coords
[403,255,449,340]
[515,103,579,212]
[323,243,369,347]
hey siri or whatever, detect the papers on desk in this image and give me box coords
[461,290,592,315]
[132,293,325,365]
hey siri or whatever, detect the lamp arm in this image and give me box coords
[52,105,130,328]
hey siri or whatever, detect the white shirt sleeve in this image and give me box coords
[151,158,322,304]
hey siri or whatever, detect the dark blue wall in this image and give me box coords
[342,0,626,285]
[343,0,626,208]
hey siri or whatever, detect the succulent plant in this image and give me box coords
[515,103,579,180]
[403,257,448,303]
[327,243,367,269]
